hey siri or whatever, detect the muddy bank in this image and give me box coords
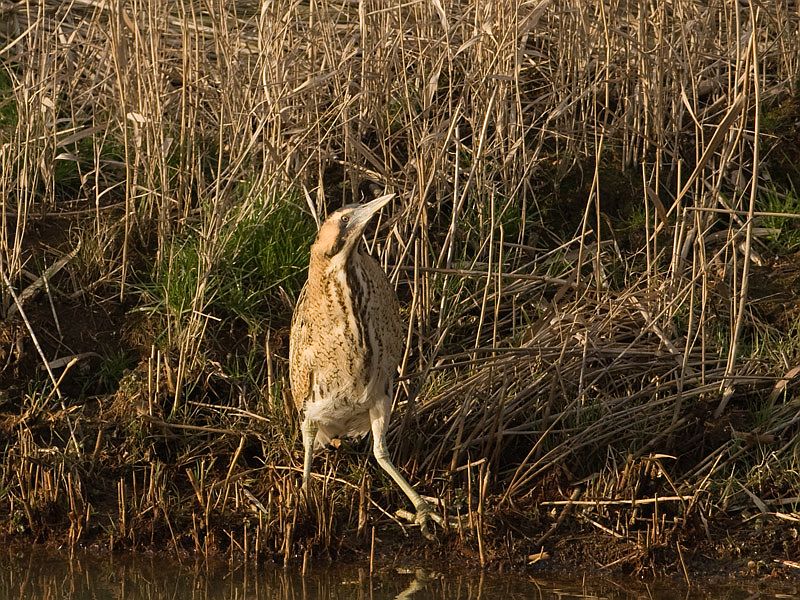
[1,377,798,582]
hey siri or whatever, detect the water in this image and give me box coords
[1,549,796,599]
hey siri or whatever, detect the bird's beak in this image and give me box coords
[348,193,395,231]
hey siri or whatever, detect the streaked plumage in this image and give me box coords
[289,193,439,533]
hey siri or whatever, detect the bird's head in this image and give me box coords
[311,193,395,262]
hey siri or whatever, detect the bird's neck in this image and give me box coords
[308,247,362,284]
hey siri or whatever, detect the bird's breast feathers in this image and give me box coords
[289,250,402,424]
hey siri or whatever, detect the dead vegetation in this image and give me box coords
[1,0,800,577]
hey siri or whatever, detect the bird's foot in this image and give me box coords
[396,501,470,540]
[396,504,440,539]
[415,503,443,540]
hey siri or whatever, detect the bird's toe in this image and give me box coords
[395,502,444,539]
[415,507,438,540]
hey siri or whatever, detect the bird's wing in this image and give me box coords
[360,254,404,363]
[289,283,313,412]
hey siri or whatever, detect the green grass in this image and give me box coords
[215,192,315,324]
[140,190,315,336]
[95,349,137,395]
[757,187,800,252]
[53,136,127,198]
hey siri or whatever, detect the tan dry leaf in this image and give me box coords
[768,364,800,404]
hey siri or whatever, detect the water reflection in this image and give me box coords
[1,549,796,600]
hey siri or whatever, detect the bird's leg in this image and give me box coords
[300,417,318,490]
[369,402,441,538]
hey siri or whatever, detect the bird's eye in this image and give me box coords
[341,215,350,224]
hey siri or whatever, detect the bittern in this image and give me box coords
[289,193,440,533]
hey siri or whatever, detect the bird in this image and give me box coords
[289,193,441,534]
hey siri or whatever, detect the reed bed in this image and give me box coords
[1,0,799,573]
